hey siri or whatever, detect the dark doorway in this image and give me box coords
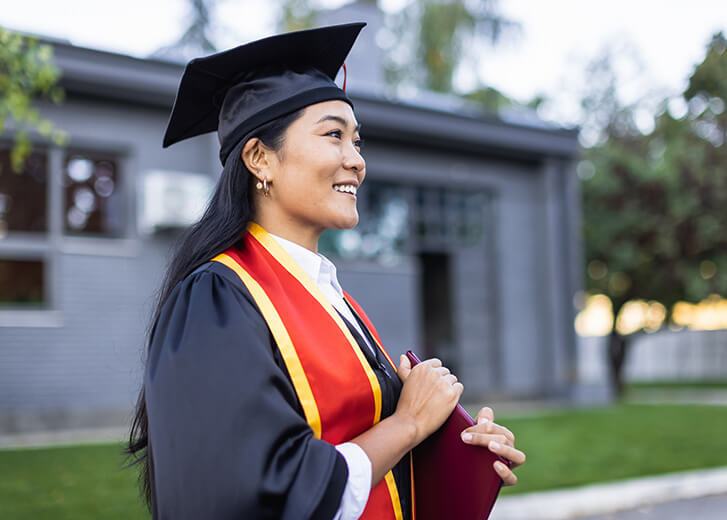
[418,252,456,371]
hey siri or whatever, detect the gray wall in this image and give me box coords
[0,89,580,433]
[0,96,213,432]
[339,140,580,400]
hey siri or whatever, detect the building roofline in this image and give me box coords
[44,35,579,159]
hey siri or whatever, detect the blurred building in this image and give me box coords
[0,22,582,433]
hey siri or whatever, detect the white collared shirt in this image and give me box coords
[268,232,373,520]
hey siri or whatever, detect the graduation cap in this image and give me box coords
[162,22,366,166]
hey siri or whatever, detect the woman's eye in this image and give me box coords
[326,130,364,149]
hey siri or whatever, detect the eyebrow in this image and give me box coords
[316,114,362,132]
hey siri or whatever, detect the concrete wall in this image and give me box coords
[0,96,213,432]
[363,140,579,400]
[0,96,580,432]
[577,329,727,392]
[625,329,727,381]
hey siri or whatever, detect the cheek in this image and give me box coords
[289,149,338,195]
[274,143,357,223]
[277,163,333,209]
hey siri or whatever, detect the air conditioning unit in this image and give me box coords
[139,170,214,234]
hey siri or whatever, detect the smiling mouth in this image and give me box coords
[332,184,358,196]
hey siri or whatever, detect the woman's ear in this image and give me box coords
[242,137,274,183]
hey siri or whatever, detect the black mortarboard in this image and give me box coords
[162,22,366,166]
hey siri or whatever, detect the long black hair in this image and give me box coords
[125,107,305,510]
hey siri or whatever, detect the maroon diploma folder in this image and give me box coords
[405,350,510,520]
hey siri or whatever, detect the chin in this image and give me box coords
[328,212,359,230]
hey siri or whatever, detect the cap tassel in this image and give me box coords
[342,62,347,93]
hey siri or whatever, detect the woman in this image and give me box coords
[128,22,525,519]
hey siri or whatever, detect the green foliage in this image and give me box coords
[582,32,727,319]
[0,26,67,173]
[384,0,519,94]
[415,0,476,92]
[464,85,524,112]
[2,405,726,516]
[275,0,520,103]
[407,0,516,93]
[278,0,318,32]
[495,404,727,495]
[0,443,147,519]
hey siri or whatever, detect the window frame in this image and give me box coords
[0,136,135,325]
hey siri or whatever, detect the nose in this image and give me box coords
[343,144,365,178]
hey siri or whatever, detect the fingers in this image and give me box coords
[400,354,412,370]
[436,366,459,391]
[405,357,461,400]
[453,381,464,397]
[476,406,495,424]
[460,429,525,486]
[422,357,442,368]
[398,355,412,381]
[443,373,458,385]
[463,420,515,445]
[486,440,526,468]
[494,460,518,486]
[460,431,509,448]
[434,366,451,376]
[412,359,453,380]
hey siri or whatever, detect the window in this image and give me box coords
[320,181,490,263]
[0,147,48,235]
[0,145,50,311]
[63,150,124,236]
[320,183,410,264]
[0,258,44,308]
[414,187,487,246]
[0,141,127,317]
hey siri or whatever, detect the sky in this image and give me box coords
[1,0,726,127]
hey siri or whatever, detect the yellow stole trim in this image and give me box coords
[212,252,323,439]
[215,223,403,520]
[385,471,404,520]
[247,222,383,424]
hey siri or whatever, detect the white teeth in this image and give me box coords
[334,184,357,195]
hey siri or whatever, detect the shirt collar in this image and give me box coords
[267,232,344,297]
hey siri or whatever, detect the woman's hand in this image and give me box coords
[460,406,526,486]
[394,355,463,446]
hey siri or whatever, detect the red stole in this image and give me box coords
[212,222,406,520]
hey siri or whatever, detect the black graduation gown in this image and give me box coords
[145,260,411,520]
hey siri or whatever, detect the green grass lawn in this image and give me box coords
[497,403,727,495]
[0,443,148,520]
[625,379,727,390]
[1,404,726,518]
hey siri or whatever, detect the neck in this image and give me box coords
[253,212,321,253]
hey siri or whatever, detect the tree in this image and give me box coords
[278,0,318,32]
[0,26,67,173]
[276,0,520,97]
[385,0,519,93]
[151,0,219,62]
[581,32,727,396]
[464,85,538,112]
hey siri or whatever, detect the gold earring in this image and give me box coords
[256,178,270,196]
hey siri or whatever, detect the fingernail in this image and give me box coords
[489,440,501,450]
[461,432,473,442]
[478,417,489,425]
